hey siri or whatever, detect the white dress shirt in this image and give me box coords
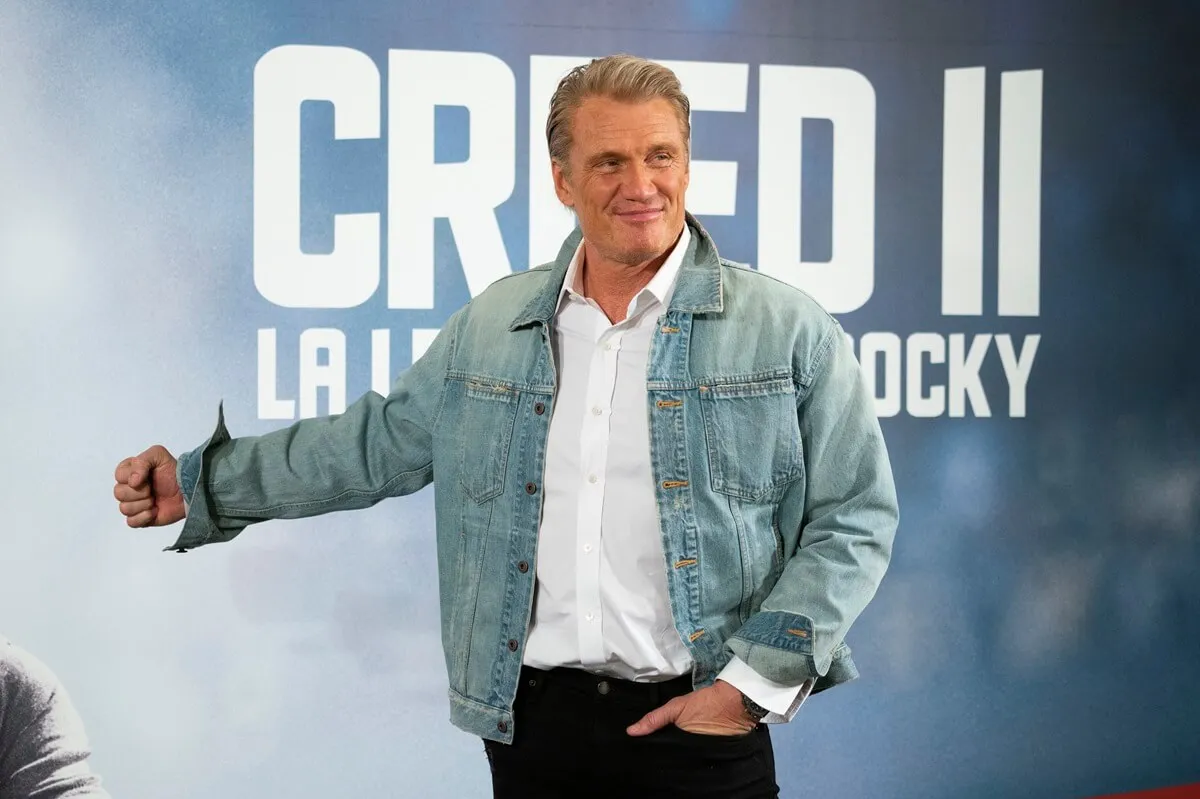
[522,225,812,721]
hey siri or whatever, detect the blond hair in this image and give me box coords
[546,54,691,170]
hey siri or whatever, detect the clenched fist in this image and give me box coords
[113,446,186,528]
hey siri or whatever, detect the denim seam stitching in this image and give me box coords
[796,323,841,400]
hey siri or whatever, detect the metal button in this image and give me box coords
[534,402,546,415]
[507,638,519,652]
[517,560,529,573]
[596,680,610,695]
[525,482,538,494]
[497,721,508,733]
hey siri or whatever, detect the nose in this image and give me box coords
[622,162,657,201]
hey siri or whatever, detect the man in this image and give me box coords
[0,638,110,798]
[113,54,898,798]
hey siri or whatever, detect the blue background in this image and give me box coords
[1,1,1197,797]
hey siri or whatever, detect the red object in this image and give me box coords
[1090,784,1200,799]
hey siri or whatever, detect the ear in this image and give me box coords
[552,160,575,208]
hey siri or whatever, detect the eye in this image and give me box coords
[650,152,673,165]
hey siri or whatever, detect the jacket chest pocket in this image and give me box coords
[698,377,804,502]
[456,379,520,503]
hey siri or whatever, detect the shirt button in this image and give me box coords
[525,482,538,494]
[585,612,595,621]
[517,560,529,573]
[497,721,508,733]
[591,406,602,416]
[588,475,598,484]
[603,343,612,351]
[583,544,592,553]
[507,639,519,652]
[534,402,546,415]
[596,680,610,695]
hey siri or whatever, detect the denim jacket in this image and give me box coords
[170,213,899,744]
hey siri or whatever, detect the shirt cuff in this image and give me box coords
[716,655,814,723]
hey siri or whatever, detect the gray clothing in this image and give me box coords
[0,639,109,798]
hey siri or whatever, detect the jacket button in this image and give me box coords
[507,638,519,652]
[497,721,508,733]
[534,402,546,415]
[525,482,537,494]
[517,560,529,573]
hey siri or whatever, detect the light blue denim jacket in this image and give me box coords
[169,213,899,743]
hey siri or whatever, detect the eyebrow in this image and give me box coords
[587,150,626,166]
[586,142,682,166]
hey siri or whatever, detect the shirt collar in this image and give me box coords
[557,223,692,316]
[508,212,723,333]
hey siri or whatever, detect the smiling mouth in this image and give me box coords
[615,208,664,222]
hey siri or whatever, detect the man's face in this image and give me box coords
[552,95,690,266]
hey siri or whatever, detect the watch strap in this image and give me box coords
[741,692,769,723]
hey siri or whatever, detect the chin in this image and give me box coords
[615,226,671,255]
[612,237,667,265]
[621,250,667,266]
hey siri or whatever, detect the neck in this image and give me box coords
[577,228,683,324]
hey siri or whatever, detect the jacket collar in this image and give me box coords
[509,211,723,331]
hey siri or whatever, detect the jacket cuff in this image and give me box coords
[163,402,235,553]
[725,611,817,680]
[727,610,861,695]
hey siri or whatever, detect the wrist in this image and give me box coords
[740,692,769,723]
[714,676,768,725]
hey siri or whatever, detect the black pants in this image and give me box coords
[483,666,779,799]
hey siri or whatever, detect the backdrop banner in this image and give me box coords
[1,1,1197,797]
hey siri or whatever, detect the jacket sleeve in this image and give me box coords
[724,323,899,688]
[165,308,464,552]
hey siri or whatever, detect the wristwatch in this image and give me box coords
[741,693,769,723]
